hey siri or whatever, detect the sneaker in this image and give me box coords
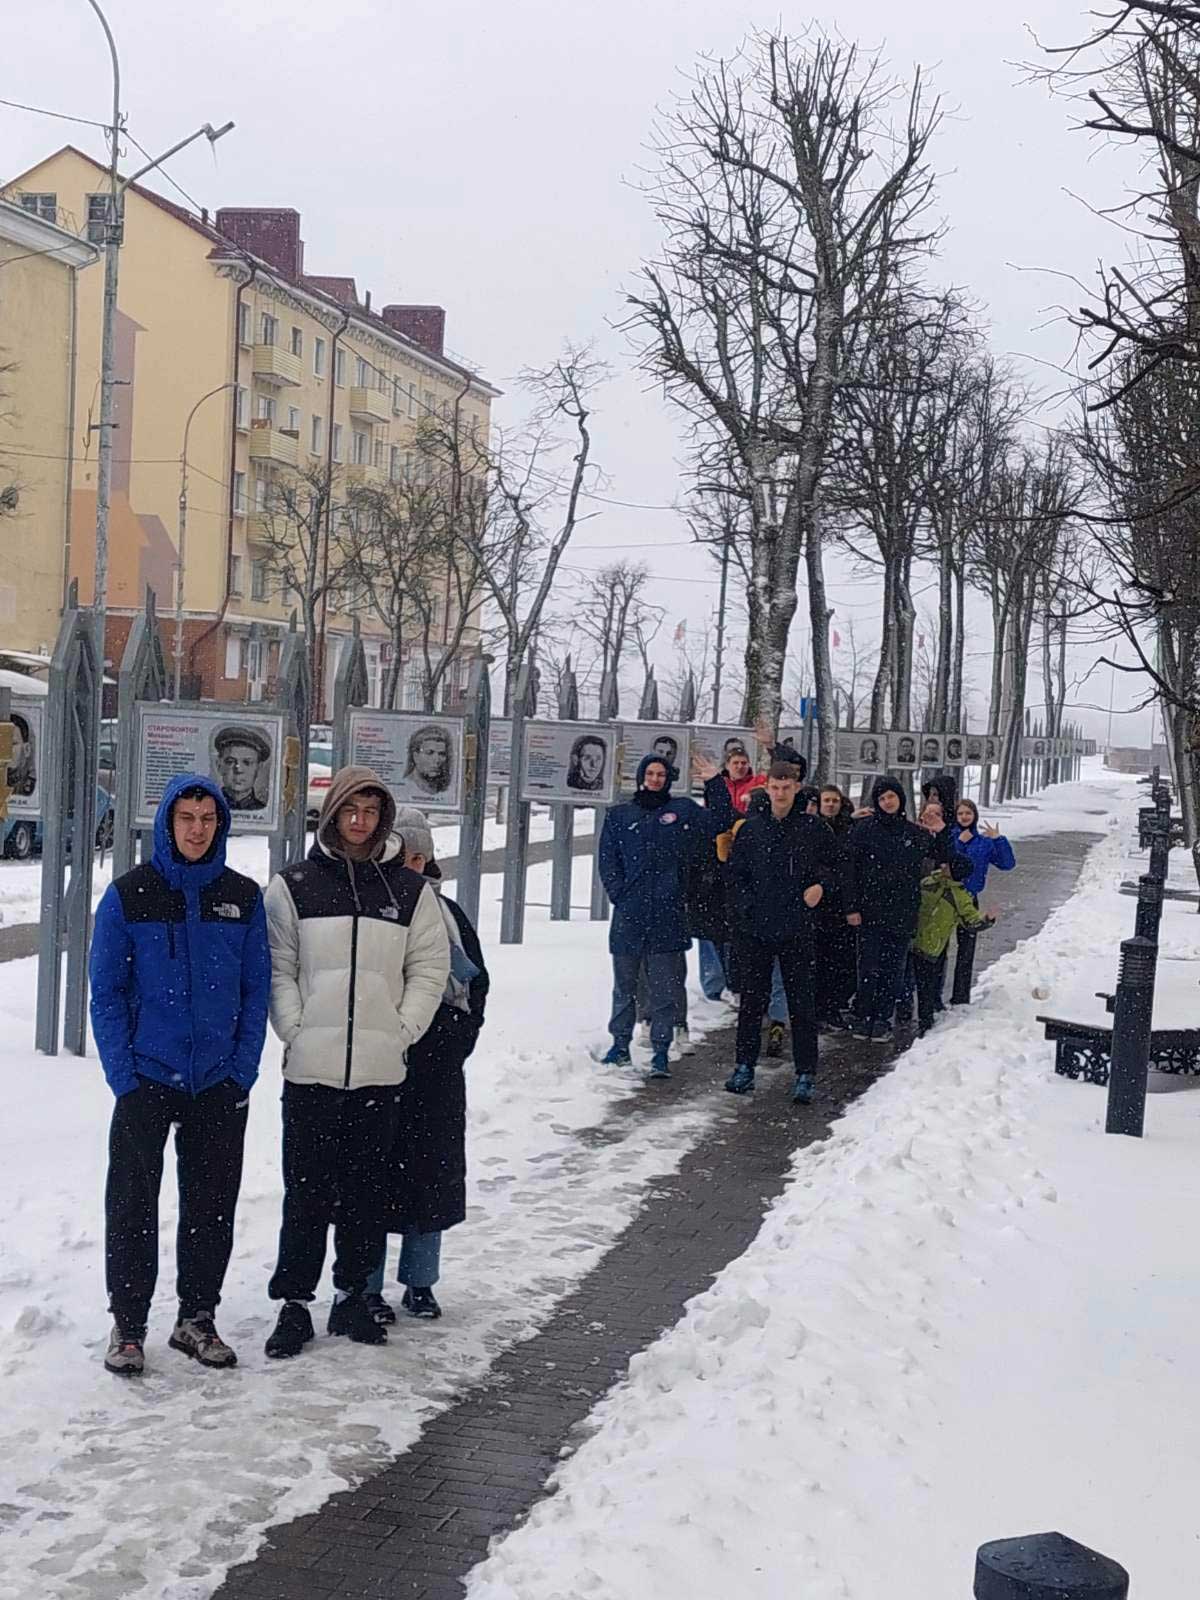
[868,1024,894,1045]
[765,1021,786,1058]
[265,1300,315,1360]
[169,1313,237,1369]
[328,1292,388,1344]
[365,1291,396,1326]
[401,1286,442,1320]
[104,1324,145,1378]
[724,1063,755,1095]
[792,1072,815,1105]
[599,1044,633,1066]
[674,1025,695,1056]
[848,1020,873,1040]
[648,1049,672,1079]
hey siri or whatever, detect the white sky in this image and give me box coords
[2,0,1158,742]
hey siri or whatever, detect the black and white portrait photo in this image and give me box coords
[891,733,917,767]
[920,735,942,763]
[211,724,273,812]
[405,723,454,797]
[567,734,608,792]
[945,736,964,764]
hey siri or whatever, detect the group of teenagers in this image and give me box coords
[596,730,1016,1105]
[89,766,487,1377]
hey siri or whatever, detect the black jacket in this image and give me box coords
[845,808,953,935]
[728,804,838,945]
[382,895,488,1236]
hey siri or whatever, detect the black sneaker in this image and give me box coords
[765,1021,786,1058]
[328,1293,388,1344]
[401,1286,442,1320]
[364,1291,396,1326]
[265,1300,315,1360]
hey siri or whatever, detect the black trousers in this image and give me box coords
[814,918,858,1022]
[950,894,979,1004]
[105,1076,249,1337]
[914,952,945,1029]
[268,1081,403,1302]
[733,937,817,1073]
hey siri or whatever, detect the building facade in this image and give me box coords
[2,148,498,712]
[0,197,98,652]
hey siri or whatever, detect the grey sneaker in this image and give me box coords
[104,1324,145,1378]
[169,1313,238,1368]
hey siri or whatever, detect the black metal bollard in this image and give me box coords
[1133,871,1164,942]
[975,1531,1128,1598]
[1105,935,1158,1137]
[1146,815,1171,884]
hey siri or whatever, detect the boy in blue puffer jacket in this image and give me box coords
[89,773,271,1377]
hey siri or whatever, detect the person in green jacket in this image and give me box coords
[913,855,995,1036]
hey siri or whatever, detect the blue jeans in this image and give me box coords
[366,1230,442,1294]
[610,949,682,1053]
[698,939,727,1000]
[853,927,911,1029]
[768,958,787,1024]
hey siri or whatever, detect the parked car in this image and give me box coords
[2,784,114,860]
[306,745,333,827]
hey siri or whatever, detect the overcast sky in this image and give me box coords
[3,0,1158,741]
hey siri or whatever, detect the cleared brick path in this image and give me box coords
[215,828,1100,1600]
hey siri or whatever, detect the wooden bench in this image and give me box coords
[1037,1011,1200,1086]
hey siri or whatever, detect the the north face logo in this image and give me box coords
[213,903,242,920]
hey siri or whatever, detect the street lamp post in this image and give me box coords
[175,384,235,698]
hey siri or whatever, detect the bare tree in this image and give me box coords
[627,28,942,774]
[574,559,663,702]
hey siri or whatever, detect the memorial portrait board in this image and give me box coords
[346,711,465,813]
[134,705,284,832]
[521,720,620,805]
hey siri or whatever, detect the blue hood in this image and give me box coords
[151,773,231,889]
[637,752,674,790]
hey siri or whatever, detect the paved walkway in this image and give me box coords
[215,829,1100,1600]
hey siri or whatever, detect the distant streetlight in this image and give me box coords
[84,0,234,669]
[175,384,236,699]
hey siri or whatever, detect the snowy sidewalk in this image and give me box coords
[214,817,1105,1600]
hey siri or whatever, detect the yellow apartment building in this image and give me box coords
[0,196,98,652]
[2,146,498,712]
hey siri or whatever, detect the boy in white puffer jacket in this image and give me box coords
[262,766,449,1358]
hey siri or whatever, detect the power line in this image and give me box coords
[0,94,112,130]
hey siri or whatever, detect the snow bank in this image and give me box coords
[467,773,1200,1598]
[0,851,715,1600]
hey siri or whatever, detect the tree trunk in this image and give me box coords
[806,494,835,780]
[869,558,896,731]
[932,520,953,732]
[950,561,966,728]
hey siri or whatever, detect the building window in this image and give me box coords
[224,631,241,680]
[377,366,388,394]
[85,193,115,244]
[260,312,278,347]
[408,382,417,418]
[352,429,368,465]
[287,405,301,434]
[256,393,276,425]
[290,325,303,358]
[314,336,326,377]
[441,398,451,422]
[232,470,247,514]
[238,301,252,346]
[334,347,346,387]
[254,475,268,512]
[423,389,435,419]
[355,355,370,388]
[251,560,268,601]
[246,638,265,682]
[332,423,343,463]
[392,377,403,414]
[389,444,400,481]
[373,437,385,469]
[235,386,249,429]
[311,414,325,455]
[19,192,56,222]
[230,554,243,595]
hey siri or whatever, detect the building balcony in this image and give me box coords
[252,343,302,387]
[349,385,391,425]
[245,512,272,548]
[344,460,386,488]
[248,423,299,468]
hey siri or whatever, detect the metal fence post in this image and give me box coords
[590,672,618,922]
[269,616,312,877]
[331,622,369,778]
[455,656,490,927]
[550,666,578,921]
[975,1531,1128,1598]
[1105,935,1158,1137]
[499,661,533,945]
[113,587,167,880]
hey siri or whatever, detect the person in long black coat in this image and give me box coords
[365,812,489,1322]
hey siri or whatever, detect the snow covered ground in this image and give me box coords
[0,850,720,1600]
[466,768,1200,1599]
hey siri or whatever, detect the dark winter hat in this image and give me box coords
[772,741,808,782]
[921,775,957,811]
[746,787,772,817]
[871,776,907,816]
[636,752,673,791]
[949,853,972,884]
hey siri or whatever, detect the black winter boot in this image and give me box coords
[265,1301,315,1360]
[328,1293,388,1344]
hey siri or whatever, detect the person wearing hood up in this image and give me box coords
[598,753,713,1079]
[364,808,489,1325]
[947,798,1015,1005]
[261,767,450,1359]
[843,776,954,1043]
[90,774,271,1377]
